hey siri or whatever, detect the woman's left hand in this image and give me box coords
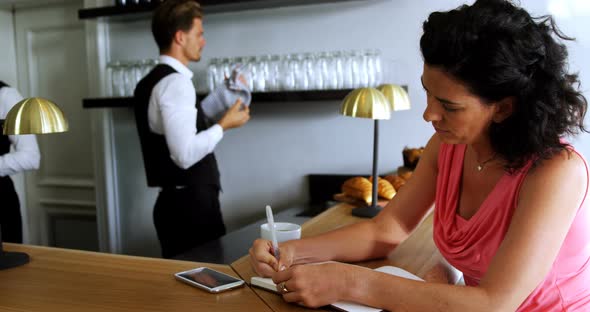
[272,262,363,308]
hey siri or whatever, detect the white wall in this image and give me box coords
[0,9,17,85]
[106,0,590,257]
[539,0,590,153]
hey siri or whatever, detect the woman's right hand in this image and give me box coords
[249,239,296,277]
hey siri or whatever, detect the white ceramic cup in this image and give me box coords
[260,222,302,243]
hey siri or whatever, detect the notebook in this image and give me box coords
[250,265,424,312]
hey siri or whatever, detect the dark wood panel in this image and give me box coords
[82,89,353,108]
[78,2,159,20]
[78,0,365,21]
[252,89,351,102]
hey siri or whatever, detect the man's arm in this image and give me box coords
[156,74,224,169]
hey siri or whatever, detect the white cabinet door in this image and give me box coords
[14,0,98,250]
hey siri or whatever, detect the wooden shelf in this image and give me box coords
[82,89,353,108]
[83,97,131,108]
[78,0,364,21]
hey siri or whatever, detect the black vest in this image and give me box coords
[0,81,10,156]
[133,64,220,188]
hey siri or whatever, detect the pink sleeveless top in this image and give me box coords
[433,143,590,311]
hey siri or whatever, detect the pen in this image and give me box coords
[265,205,281,261]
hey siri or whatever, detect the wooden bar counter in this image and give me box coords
[0,203,454,311]
[231,203,455,312]
[0,244,272,312]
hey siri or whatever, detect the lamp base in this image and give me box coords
[351,205,382,218]
[0,251,30,270]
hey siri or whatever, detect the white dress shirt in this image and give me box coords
[148,55,224,170]
[0,86,41,177]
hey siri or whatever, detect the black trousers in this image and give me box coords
[0,176,23,244]
[153,184,226,259]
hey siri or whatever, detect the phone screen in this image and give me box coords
[177,267,241,288]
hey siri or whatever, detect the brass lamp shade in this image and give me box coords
[2,97,68,135]
[340,87,391,120]
[376,84,411,111]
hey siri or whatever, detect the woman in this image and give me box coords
[249,0,589,310]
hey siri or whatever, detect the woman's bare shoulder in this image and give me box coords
[529,148,587,182]
[521,147,588,211]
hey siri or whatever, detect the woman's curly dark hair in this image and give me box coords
[420,0,588,170]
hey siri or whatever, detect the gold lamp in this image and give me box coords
[0,97,68,270]
[340,84,410,218]
[377,84,411,111]
[2,97,68,135]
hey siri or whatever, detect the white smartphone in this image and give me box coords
[174,267,245,293]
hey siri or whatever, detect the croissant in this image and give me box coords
[384,174,406,191]
[369,176,396,200]
[342,177,372,204]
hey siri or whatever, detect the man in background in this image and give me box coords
[0,81,40,243]
[134,0,250,258]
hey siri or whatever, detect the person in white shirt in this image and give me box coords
[0,81,40,243]
[134,0,250,259]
